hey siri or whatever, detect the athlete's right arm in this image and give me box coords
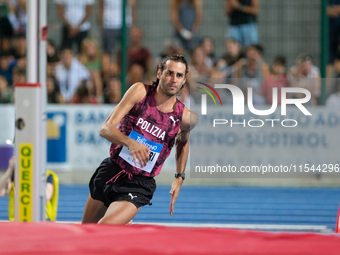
[100,82,151,168]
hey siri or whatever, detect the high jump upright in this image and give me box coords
[14,0,47,222]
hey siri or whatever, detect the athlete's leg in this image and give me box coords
[82,194,108,223]
[98,201,140,224]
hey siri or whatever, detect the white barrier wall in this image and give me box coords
[0,105,177,172]
[0,105,339,174]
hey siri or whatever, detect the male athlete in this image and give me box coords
[82,55,198,224]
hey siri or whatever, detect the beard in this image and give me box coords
[167,87,183,97]
[161,83,183,97]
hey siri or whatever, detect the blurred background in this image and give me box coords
[46,0,323,69]
[0,0,336,107]
[1,0,340,230]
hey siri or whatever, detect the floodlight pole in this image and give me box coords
[39,0,47,222]
[320,0,329,105]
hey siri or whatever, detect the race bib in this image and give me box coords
[119,130,163,173]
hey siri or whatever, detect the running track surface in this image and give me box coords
[1,185,340,230]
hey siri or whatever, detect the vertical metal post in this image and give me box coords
[27,0,38,83]
[14,0,43,222]
[320,0,329,105]
[39,0,47,221]
[121,0,128,95]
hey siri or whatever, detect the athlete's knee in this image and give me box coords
[97,211,134,225]
[97,216,128,225]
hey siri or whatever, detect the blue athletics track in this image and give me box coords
[1,185,340,254]
[1,185,340,229]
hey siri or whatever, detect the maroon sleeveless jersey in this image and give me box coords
[109,85,185,177]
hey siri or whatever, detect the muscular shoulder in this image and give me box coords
[122,82,148,106]
[181,107,198,132]
[101,82,148,128]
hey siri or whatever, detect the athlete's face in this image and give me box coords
[158,60,186,97]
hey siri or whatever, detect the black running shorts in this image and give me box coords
[89,157,156,208]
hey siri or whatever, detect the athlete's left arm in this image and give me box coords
[169,108,198,216]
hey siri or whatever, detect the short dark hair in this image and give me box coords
[61,47,73,53]
[14,33,26,40]
[0,50,11,58]
[12,66,26,75]
[248,44,264,56]
[152,54,188,87]
[226,38,238,44]
[273,55,286,67]
[200,36,215,46]
[107,74,120,81]
[76,81,89,98]
[335,52,340,61]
